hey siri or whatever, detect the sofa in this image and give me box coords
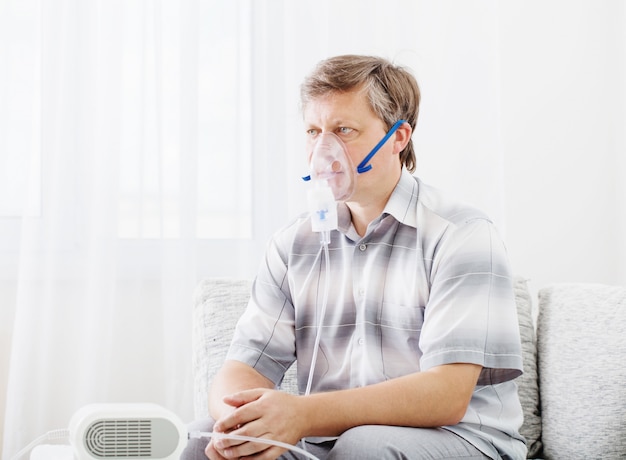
[192,277,626,459]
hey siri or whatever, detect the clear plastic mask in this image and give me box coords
[302,120,406,202]
[307,132,357,202]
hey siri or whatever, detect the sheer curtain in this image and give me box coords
[0,1,516,455]
[1,0,263,455]
[3,0,625,457]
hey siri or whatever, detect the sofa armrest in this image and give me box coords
[192,278,298,420]
[537,283,626,459]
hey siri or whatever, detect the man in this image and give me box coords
[183,55,526,460]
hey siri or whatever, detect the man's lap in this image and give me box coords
[181,418,491,460]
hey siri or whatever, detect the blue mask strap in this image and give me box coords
[356,119,405,174]
[302,119,406,181]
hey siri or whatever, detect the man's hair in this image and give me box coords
[300,55,421,173]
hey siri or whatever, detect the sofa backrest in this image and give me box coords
[192,278,299,420]
[191,277,626,460]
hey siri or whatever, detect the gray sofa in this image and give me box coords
[192,277,626,459]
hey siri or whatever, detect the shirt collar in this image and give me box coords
[336,169,419,236]
[382,168,419,228]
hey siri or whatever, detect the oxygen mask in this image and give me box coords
[307,132,356,202]
[302,119,406,201]
[302,120,406,238]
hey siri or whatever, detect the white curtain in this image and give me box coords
[2,0,625,456]
[1,0,263,455]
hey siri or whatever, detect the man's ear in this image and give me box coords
[392,122,412,155]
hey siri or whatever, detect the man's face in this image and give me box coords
[303,88,393,202]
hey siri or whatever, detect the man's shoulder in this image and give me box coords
[415,177,492,228]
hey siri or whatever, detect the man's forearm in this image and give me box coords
[300,363,482,437]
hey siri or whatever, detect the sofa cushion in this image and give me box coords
[537,283,626,460]
[513,277,542,458]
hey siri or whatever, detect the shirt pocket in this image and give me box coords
[378,300,425,379]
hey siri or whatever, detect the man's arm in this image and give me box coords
[214,362,482,445]
[301,362,482,435]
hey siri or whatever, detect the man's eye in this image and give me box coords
[306,129,319,137]
[337,127,353,135]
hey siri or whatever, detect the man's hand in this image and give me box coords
[206,388,306,460]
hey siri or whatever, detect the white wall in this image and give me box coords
[499,2,626,292]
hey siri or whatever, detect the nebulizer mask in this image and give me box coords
[308,132,358,202]
[303,119,405,241]
[297,121,405,455]
[304,133,355,242]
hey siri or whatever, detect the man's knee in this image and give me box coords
[179,418,214,460]
[327,426,387,460]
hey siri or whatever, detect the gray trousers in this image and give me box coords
[181,418,492,460]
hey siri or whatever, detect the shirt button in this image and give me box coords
[358,338,364,345]
[359,243,367,251]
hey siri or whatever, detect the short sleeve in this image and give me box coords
[419,218,523,385]
[226,236,297,386]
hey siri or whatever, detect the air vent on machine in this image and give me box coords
[69,403,186,460]
[84,418,152,457]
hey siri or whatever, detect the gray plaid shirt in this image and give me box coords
[228,169,526,459]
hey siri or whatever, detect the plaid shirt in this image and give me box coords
[228,169,526,459]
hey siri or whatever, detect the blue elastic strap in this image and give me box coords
[302,119,406,181]
[355,119,405,174]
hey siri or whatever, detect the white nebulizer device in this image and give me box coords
[305,131,356,242]
[303,132,357,398]
[307,179,337,244]
[299,122,403,450]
